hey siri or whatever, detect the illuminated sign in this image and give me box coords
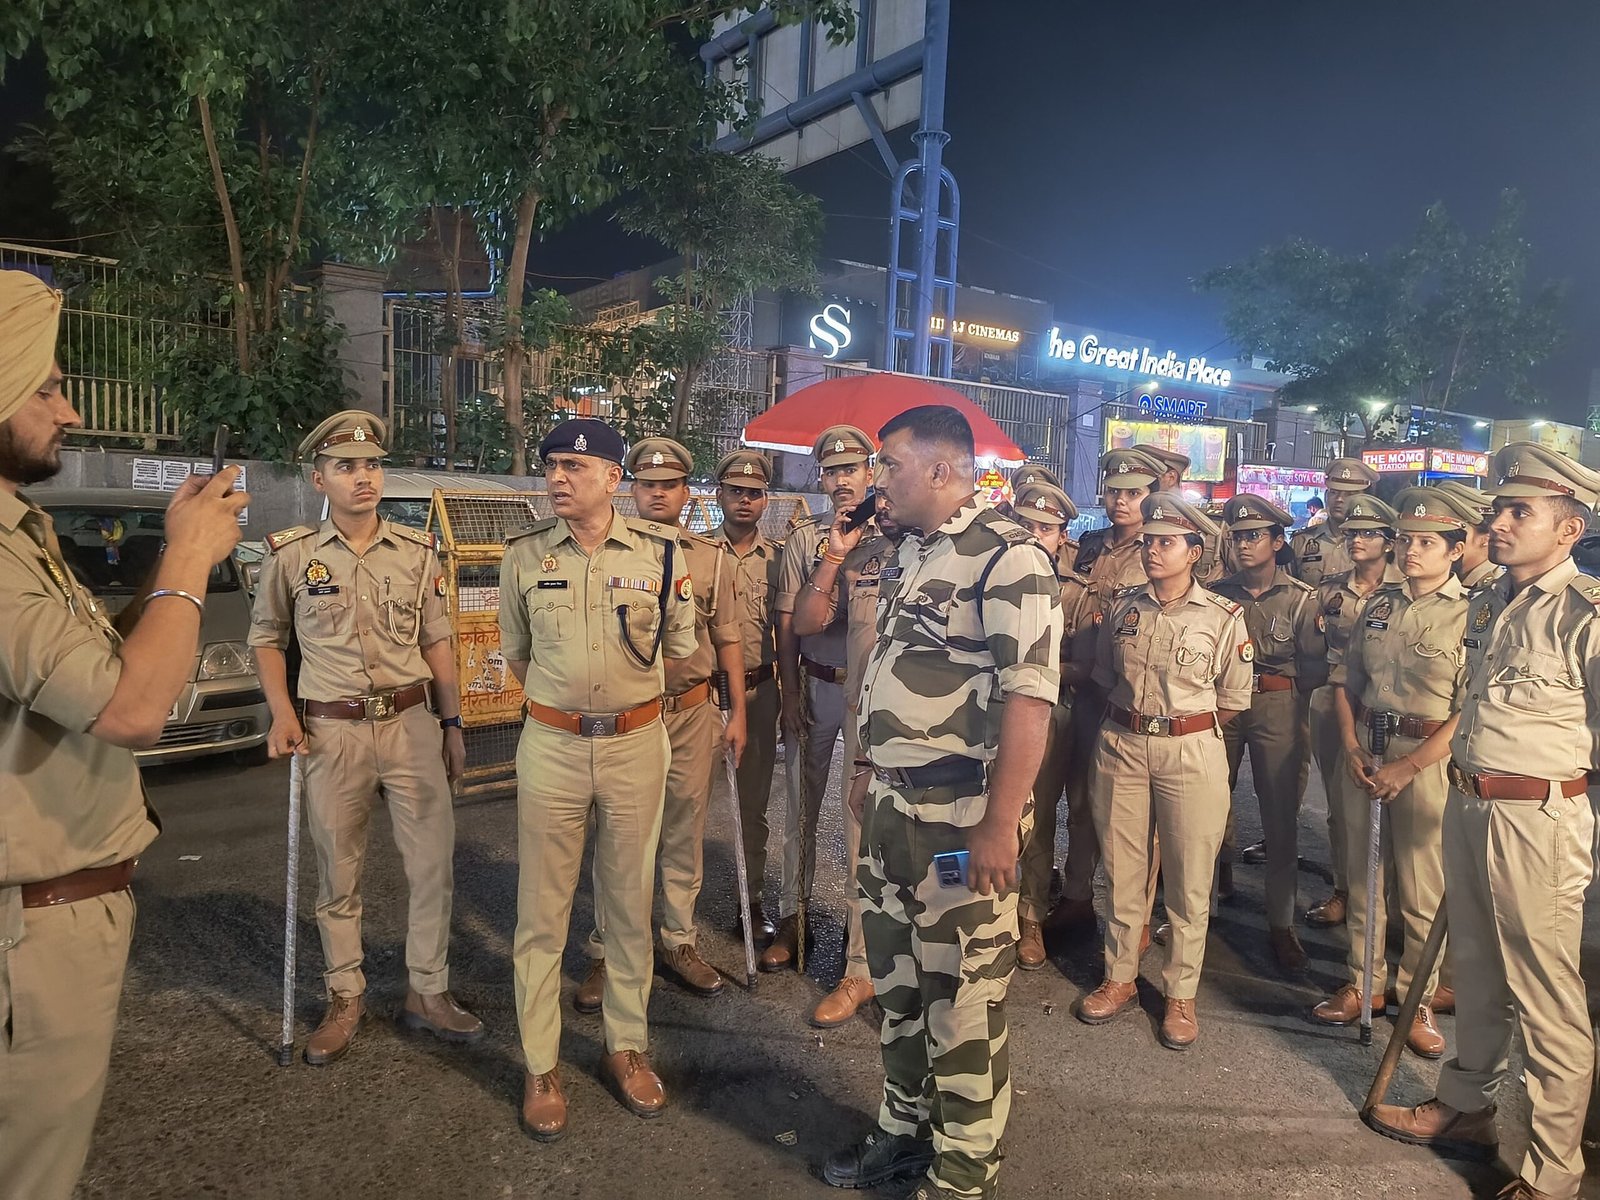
[1104,420,1228,483]
[1362,446,1489,476]
[931,316,1023,345]
[1045,327,1233,389]
[808,302,854,360]
[1361,448,1425,473]
[1138,393,1208,419]
[1430,448,1488,477]
[1237,465,1326,489]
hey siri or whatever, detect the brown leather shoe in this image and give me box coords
[1269,926,1308,973]
[574,960,605,1014]
[811,976,875,1028]
[1160,996,1199,1050]
[602,1049,667,1118]
[1496,1179,1554,1199]
[759,915,799,972]
[521,1069,567,1142]
[304,992,365,1065]
[401,989,485,1043]
[1305,889,1347,927]
[660,943,724,996]
[1311,983,1384,1026]
[1018,919,1046,970]
[1431,983,1456,1014]
[1076,979,1138,1025]
[1364,1097,1497,1161]
[1407,1004,1446,1059]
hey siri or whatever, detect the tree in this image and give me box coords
[1200,191,1565,440]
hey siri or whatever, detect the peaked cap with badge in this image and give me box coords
[1013,481,1077,526]
[1140,492,1219,538]
[1432,480,1494,527]
[813,424,875,468]
[539,417,627,465]
[1323,457,1380,493]
[1490,440,1600,508]
[1222,493,1294,531]
[1100,447,1165,489]
[1392,485,1481,533]
[1341,494,1399,531]
[715,449,772,490]
[1010,463,1063,491]
[626,437,693,482]
[1134,443,1191,477]
[300,409,388,461]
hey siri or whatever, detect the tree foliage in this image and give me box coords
[1200,192,1565,438]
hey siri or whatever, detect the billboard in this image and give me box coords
[1104,419,1228,483]
[1361,446,1488,477]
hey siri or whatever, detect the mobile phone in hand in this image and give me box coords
[933,849,969,889]
[842,490,878,534]
[211,424,230,476]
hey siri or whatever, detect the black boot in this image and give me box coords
[821,1130,934,1189]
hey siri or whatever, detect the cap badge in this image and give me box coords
[1152,504,1165,520]
[351,425,367,442]
[834,438,846,454]
[1414,504,1427,516]
[574,433,588,452]
[650,451,664,467]
[742,462,754,476]
[1034,497,1049,510]
[1116,461,1130,474]
[541,554,558,573]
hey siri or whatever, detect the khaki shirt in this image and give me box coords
[1461,559,1503,591]
[1291,519,1353,587]
[248,518,451,702]
[776,510,867,667]
[497,511,697,714]
[1451,558,1600,780]
[1069,529,1149,674]
[1316,564,1405,687]
[860,499,1061,784]
[1093,582,1255,716]
[0,491,158,946]
[708,524,780,673]
[664,529,740,696]
[1212,568,1328,688]
[1347,577,1469,723]
[828,531,896,715]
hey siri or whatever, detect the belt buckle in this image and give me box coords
[580,713,619,737]
[1142,715,1171,736]
[873,765,908,788]
[363,693,396,720]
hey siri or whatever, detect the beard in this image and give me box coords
[0,422,63,486]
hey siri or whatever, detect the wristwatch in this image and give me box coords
[439,715,464,730]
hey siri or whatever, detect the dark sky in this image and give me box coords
[539,0,1600,422]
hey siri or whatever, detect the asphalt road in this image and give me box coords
[76,742,1600,1200]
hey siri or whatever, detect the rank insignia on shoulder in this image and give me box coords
[676,575,693,602]
[1239,640,1255,663]
[1584,585,1600,606]
[305,559,332,588]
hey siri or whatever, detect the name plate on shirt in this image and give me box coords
[537,580,568,589]
[881,567,904,580]
[308,585,340,596]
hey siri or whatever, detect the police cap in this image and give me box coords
[539,417,626,465]
[300,409,388,462]
[626,437,693,481]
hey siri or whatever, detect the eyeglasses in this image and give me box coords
[1228,528,1270,544]
[1346,529,1390,540]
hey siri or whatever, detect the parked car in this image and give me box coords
[37,488,271,766]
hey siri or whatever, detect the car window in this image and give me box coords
[377,499,432,530]
[43,506,240,595]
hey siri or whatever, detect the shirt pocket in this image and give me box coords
[380,598,422,644]
[955,919,1016,1008]
[523,585,574,643]
[1173,630,1219,683]
[616,590,661,651]
[891,590,948,649]
[297,594,349,639]
[1486,645,1577,714]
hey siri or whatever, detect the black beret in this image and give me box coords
[539,418,626,465]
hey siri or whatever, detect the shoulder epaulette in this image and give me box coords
[390,524,439,551]
[1283,574,1315,593]
[506,516,557,544]
[624,515,679,543]
[1113,584,1142,599]
[1204,590,1244,616]
[1319,569,1353,593]
[789,510,822,531]
[677,527,719,552]
[264,525,315,553]
[1373,580,1406,593]
[1568,573,1600,607]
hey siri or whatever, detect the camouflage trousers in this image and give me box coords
[857,781,1029,1198]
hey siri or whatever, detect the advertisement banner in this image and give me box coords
[1362,447,1426,473]
[1104,419,1227,482]
[1235,464,1328,526]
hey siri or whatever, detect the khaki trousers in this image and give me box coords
[736,677,780,904]
[1341,730,1447,999]
[0,889,135,1200]
[781,675,845,918]
[1058,689,1108,904]
[1090,723,1230,998]
[1222,689,1308,929]
[1019,699,1073,923]
[1436,786,1595,1199]
[303,704,455,997]
[514,718,669,1075]
[840,719,869,980]
[1308,685,1349,893]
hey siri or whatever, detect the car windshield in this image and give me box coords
[376,498,432,530]
[44,506,240,595]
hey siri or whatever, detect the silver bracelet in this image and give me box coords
[146,588,205,613]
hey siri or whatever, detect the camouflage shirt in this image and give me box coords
[859,498,1062,784]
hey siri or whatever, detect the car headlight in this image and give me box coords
[198,641,254,680]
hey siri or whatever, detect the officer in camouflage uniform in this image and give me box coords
[823,406,1061,1200]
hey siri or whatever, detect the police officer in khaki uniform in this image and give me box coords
[1369,444,1600,1200]
[708,449,783,939]
[1304,495,1404,929]
[251,411,482,1064]
[769,424,876,970]
[0,271,247,1200]
[792,495,903,1026]
[1134,443,1222,582]
[1290,457,1379,587]
[1048,448,1168,938]
[1009,482,1092,969]
[1214,494,1327,973]
[499,418,697,1140]
[1312,486,1474,1060]
[1436,480,1502,592]
[575,438,746,1007]
[1077,494,1253,1050]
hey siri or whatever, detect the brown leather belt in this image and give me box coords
[1253,673,1295,693]
[526,697,662,738]
[1354,701,1446,740]
[663,679,710,714]
[745,662,776,690]
[1108,705,1217,737]
[801,656,847,685]
[304,681,429,722]
[21,859,137,909]
[1448,762,1588,802]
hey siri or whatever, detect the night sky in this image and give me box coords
[6,1,1598,420]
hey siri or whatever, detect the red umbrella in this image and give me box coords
[742,373,1027,466]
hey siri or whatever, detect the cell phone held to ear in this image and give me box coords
[841,490,878,534]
